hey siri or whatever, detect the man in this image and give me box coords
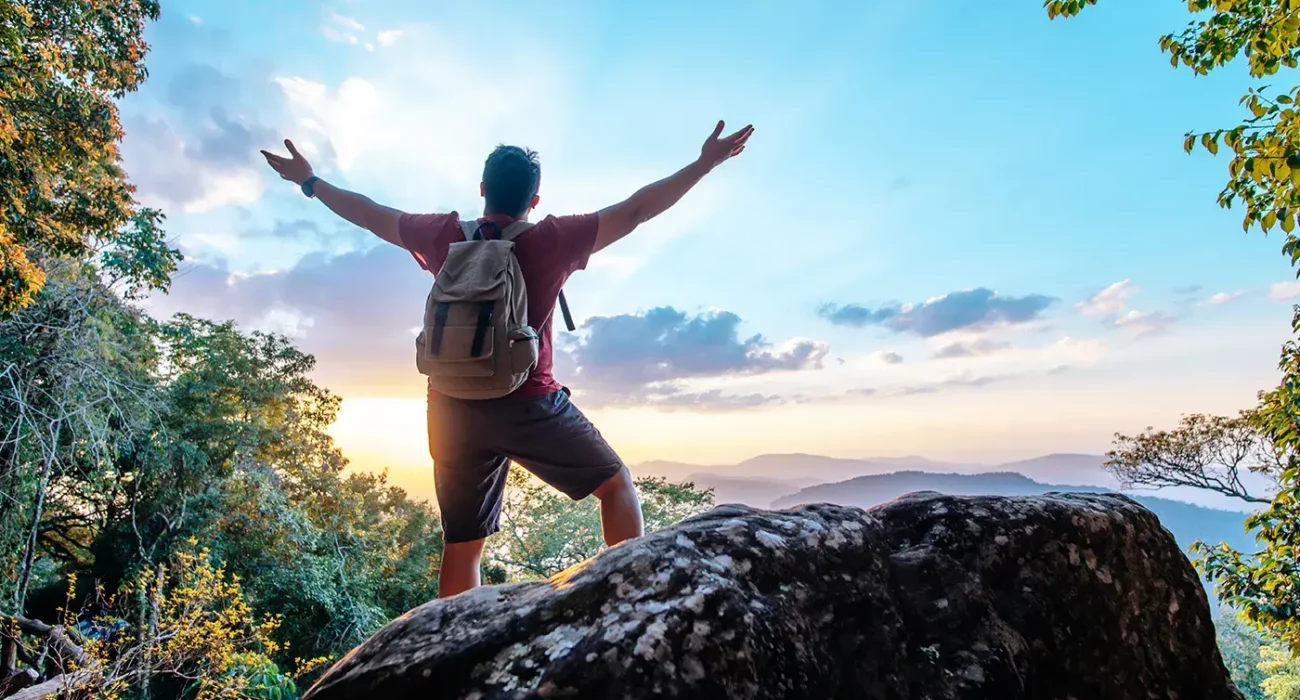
[260,120,753,597]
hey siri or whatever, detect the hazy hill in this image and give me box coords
[633,452,1115,501]
[771,471,1254,555]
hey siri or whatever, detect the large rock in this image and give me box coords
[303,492,1242,699]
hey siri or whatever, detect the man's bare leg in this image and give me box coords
[439,538,486,598]
[591,467,644,546]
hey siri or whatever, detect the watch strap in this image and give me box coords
[301,176,321,198]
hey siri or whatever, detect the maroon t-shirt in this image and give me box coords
[399,211,598,399]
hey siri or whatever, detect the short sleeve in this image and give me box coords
[398,212,460,272]
[547,213,600,274]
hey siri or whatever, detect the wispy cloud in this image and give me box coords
[1077,280,1138,318]
[322,10,365,45]
[932,338,1012,359]
[876,351,904,365]
[1206,291,1244,305]
[1270,281,1300,302]
[1077,280,1178,338]
[1112,309,1178,338]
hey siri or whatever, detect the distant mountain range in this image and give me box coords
[631,453,1259,574]
[633,452,1257,513]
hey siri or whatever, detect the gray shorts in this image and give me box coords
[426,389,626,544]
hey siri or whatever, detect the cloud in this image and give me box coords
[876,351,904,365]
[1206,291,1245,305]
[1270,281,1300,301]
[642,389,784,410]
[1112,310,1178,338]
[377,30,404,47]
[818,288,1056,337]
[932,338,1012,359]
[322,10,364,44]
[122,116,264,214]
[1076,280,1178,338]
[121,63,276,214]
[560,306,829,410]
[1174,284,1203,296]
[841,370,1023,401]
[1077,280,1138,318]
[570,307,828,384]
[147,237,434,394]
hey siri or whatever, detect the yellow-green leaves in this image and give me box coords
[0,0,172,316]
[1043,0,1098,20]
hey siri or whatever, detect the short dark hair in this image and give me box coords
[482,145,541,217]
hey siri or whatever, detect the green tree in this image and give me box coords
[1219,608,1271,700]
[489,471,714,580]
[0,0,177,315]
[1262,645,1300,700]
[1047,0,1300,652]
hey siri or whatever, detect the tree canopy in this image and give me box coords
[0,0,178,316]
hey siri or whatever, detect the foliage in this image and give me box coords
[69,542,328,700]
[0,0,181,315]
[490,471,714,580]
[1262,644,1300,700]
[1107,411,1282,504]
[1219,608,1271,700]
[1202,313,1300,651]
[0,271,447,692]
[1048,0,1300,652]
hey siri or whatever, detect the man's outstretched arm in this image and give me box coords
[261,139,405,248]
[594,121,753,254]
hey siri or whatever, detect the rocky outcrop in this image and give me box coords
[303,492,1242,699]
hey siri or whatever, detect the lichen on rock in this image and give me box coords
[302,493,1243,700]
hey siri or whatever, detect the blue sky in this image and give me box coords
[130,0,1297,475]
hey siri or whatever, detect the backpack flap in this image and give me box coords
[430,240,514,303]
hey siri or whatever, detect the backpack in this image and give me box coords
[414,219,573,400]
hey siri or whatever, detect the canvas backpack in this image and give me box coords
[415,219,574,400]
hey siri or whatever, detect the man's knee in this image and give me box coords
[443,538,486,562]
[592,467,634,501]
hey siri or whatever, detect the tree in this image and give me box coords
[1219,609,1271,700]
[3,542,326,699]
[489,471,715,580]
[1107,412,1282,504]
[1262,644,1300,700]
[0,0,177,315]
[1047,0,1300,652]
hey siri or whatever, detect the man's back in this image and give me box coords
[397,211,598,399]
[261,120,753,597]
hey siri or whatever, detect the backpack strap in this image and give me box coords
[469,301,495,357]
[429,302,450,355]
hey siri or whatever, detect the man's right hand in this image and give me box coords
[593,119,755,254]
[260,139,315,186]
[698,121,754,171]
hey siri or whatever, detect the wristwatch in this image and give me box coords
[301,176,321,198]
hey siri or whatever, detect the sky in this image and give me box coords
[128,0,1298,492]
